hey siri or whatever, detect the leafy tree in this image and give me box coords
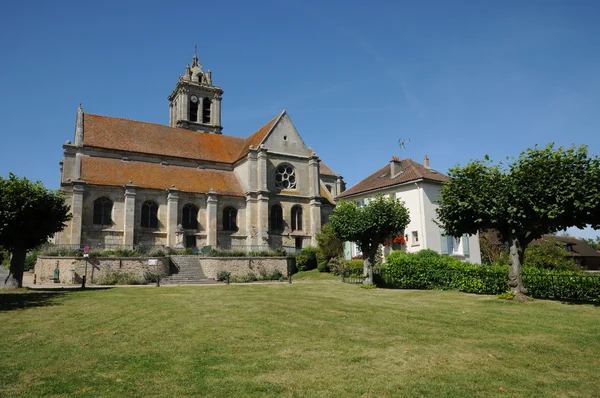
[523,238,578,271]
[479,230,507,264]
[437,144,600,300]
[0,174,71,288]
[330,194,410,285]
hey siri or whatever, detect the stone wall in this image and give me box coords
[35,256,170,284]
[198,257,294,279]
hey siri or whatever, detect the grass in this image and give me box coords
[1,284,599,397]
[292,269,340,281]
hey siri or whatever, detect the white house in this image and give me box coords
[337,156,481,263]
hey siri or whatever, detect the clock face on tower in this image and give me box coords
[190,95,198,103]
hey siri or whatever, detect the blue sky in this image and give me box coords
[0,0,599,239]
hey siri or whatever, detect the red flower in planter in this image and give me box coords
[383,239,391,246]
[393,235,406,244]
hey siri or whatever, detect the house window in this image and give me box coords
[93,197,113,226]
[141,200,159,228]
[291,206,303,231]
[356,200,364,208]
[566,244,573,252]
[202,98,211,123]
[326,184,333,193]
[412,231,419,246]
[270,204,283,231]
[452,236,462,254]
[223,206,237,231]
[182,203,199,229]
[275,164,296,189]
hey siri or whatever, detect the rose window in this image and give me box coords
[275,165,296,189]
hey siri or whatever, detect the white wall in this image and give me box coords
[342,181,481,263]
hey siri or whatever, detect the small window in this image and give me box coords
[275,164,296,189]
[202,98,212,123]
[141,200,159,228]
[223,207,237,231]
[182,203,199,229]
[412,231,419,245]
[291,206,303,231]
[326,184,333,193]
[93,197,113,226]
[270,204,283,231]
[566,244,573,252]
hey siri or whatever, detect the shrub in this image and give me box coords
[259,269,283,281]
[143,271,161,283]
[296,247,318,271]
[498,291,515,300]
[231,272,258,283]
[328,256,346,276]
[24,251,38,272]
[524,238,578,271]
[380,250,600,302]
[1,249,10,269]
[148,248,166,257]
[346,259,365,272]
[216,270,231,281]
[98,270,143,285]
[316,251,329,273]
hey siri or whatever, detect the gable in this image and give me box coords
[261,112,311,157]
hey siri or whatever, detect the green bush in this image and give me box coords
[328,256,347,276]
[216,270,231,281]
[296,247,318,271]
[316,251,329,272]
[98,270,144,285]
[231,272,258,283]
[24,251,38,272]
[1,249,10,270]
[524,238,578,271]
[148,248,167,257]
[143,271,161,283]
[259,269,283,281]
[346,259,365,272]
[380,250,600,302]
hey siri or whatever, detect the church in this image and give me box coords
[55,54,345,250]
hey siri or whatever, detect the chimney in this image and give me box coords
[390,156,403,178]
[424,155,430,169]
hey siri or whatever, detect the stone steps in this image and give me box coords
[163,255,213,284]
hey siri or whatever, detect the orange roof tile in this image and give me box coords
[319,161,337,177]
[81,156,245,196]
[83,114,254,163]
[237,113,282,158]
[338,158,448,198]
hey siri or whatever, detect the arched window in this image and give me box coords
[223,206,237,231]
[189,96,199,122]
[182,203,199,229]
[275,164,296,189]
[141,200,159,228]
[202,98,212,124]
[270,204,283,231]
[291,206,303,231]
[93,197,113,226]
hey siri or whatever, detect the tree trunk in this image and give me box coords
[4,248,26,289]
[363,248,377,285]
[508,237,529,301]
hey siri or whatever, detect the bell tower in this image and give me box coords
[168,54,223,134]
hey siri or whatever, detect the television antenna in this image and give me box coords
[398,138,411,159]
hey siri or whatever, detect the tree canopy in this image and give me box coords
[330,194,410,284]
[437,144,600,298]
[1,173,71,288]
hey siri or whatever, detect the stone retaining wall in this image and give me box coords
[198,257,294,279]
[35,257,170,284]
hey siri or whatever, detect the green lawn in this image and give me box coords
[1,284,599,397]
[292,269,340,281]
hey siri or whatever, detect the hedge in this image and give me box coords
[377,250,600,302]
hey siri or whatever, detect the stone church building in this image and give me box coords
[55,54,345,250]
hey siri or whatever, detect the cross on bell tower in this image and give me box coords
[168,53,224,134]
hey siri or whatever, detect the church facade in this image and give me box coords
[55,55,345,250]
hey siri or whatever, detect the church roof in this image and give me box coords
[319,161,337,177]
[338,158,448,198]
[81,156,245,196]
